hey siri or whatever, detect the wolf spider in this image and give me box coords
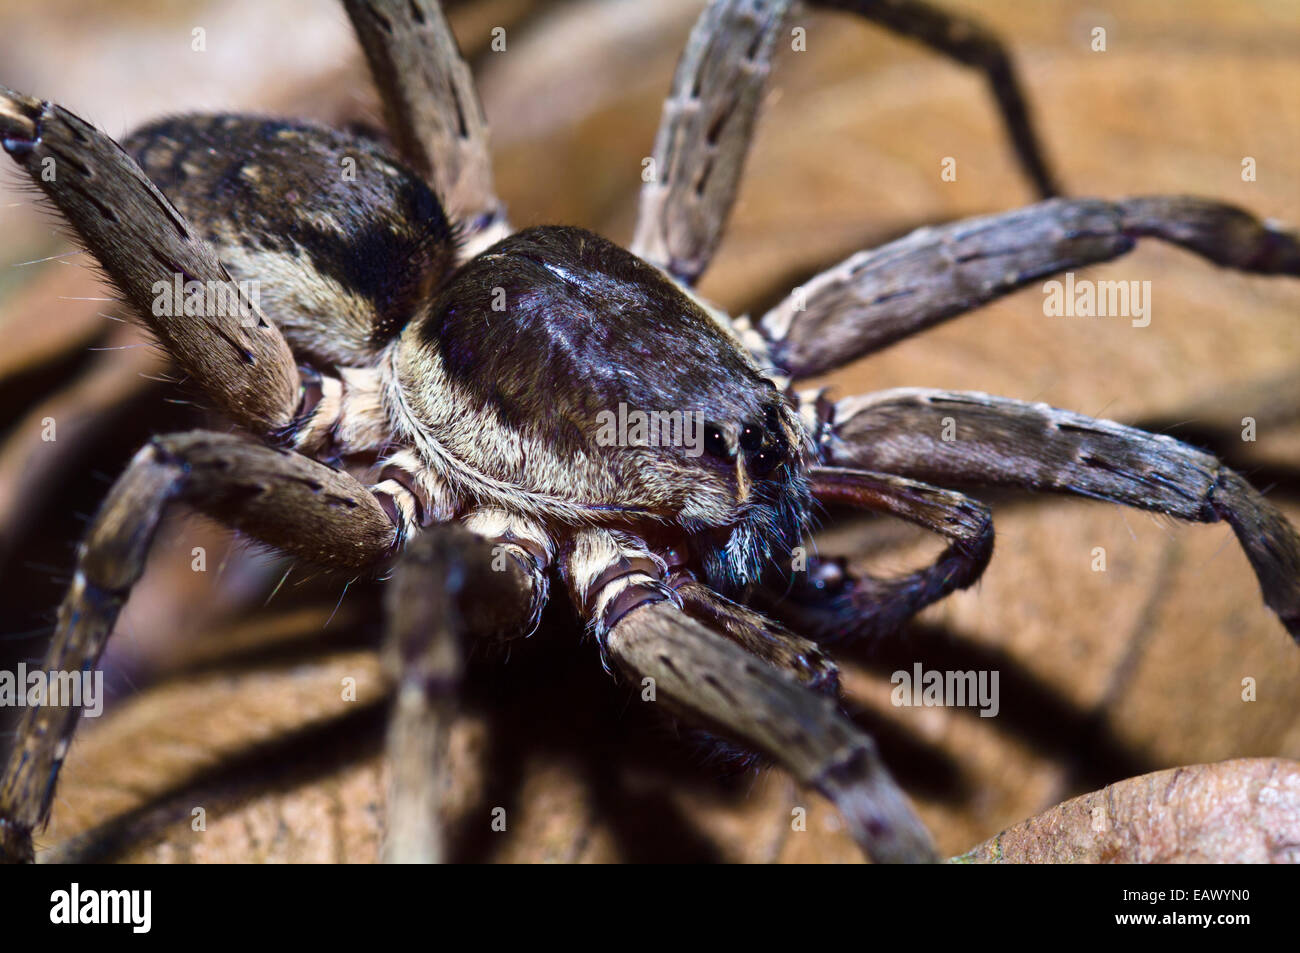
[1,0,1297,864]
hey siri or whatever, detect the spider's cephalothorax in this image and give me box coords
[390,225,814,594]
[3,0,1300,866]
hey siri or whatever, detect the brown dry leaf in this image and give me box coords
[958,759,1300,863]
[2,0,1298,862]
[44,650,389,864]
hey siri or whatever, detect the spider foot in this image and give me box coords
[0,86,46,155]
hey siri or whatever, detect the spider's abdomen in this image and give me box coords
[392,226,806,544]
[124,115,456,369]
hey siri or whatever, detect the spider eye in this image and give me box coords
[738,423,763,452]
[809,558,847,594]
[750,447,783,477]
[763,405,782,433]
[703,424,734,461]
